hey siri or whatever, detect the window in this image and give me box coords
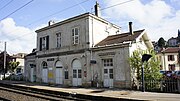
[40,36,49,51]
[104,69,108,74]
[56,33,61,48]
[103,59,113,67]
[78,69,82,78]
[42,62,48,69]
[168,55,174,61]
[73,70,77,78]
[72,27,79,44]
[109,69,113,79]
[168,64,175,71]
[64,70,68,79]
[42,37,46,49]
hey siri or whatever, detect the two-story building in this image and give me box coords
[25,3,153,88]
[157,47,180,71]
[12,53,27,74]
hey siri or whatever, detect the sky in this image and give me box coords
[0,0,180,54]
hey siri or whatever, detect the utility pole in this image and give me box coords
[3,42,6,79]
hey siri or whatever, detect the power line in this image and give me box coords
[73,0,86,12]
[0,0,14,12]
[100,0,135,11]
[6,0,133,41]
[27,0,89,26]
[9,0,90,41]
[0,0,34,21]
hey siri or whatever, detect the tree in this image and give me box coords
[157,37,165,48]
[129,49,162,81]
[9,61,20,73]
[0,51,14,74]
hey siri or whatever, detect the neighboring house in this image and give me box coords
[167,37,178,47]
[157,47,180,71]
[152,41,161,53]
[165,30,180,47]
[12,53,27,74]
[25,2,153,88]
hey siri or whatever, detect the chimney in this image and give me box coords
[129,22,133,35]
[94,1,101,17]
[48,20,55,26]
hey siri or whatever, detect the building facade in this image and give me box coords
[157,47,180,71]
[25,11,153,88]
[12,53,27,74]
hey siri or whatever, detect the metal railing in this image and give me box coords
[143,78,180,93]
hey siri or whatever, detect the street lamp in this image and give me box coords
[141,54,152,92]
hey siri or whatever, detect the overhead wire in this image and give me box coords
[101,0,135,11]
[6,0,134,41]
[0,0,34,21]
[27,0,89,26]
[73,0,87,12]
[9,0,90,41]
[0,0,14,12]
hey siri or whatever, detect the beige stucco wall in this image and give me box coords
[92,46,131,88]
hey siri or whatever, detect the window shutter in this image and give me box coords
[46,36,49,50]
[40,37,42,51]
[172,55,174,61]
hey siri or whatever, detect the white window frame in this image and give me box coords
[72,27,79,45]
[103,58,113,67]
[56,32,61,48]
[42,37,46,50]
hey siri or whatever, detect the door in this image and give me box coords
[73,69,82,86]
[42,62,48,83]
[55,68,63,84]
[30,68,34,82]
[104,68,113,87]
[72,59,82,86]
[42,69,48,83]
[55,61,63,84]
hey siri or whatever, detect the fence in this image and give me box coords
[143,78,180,93]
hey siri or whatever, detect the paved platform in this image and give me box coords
[0,80,180,101]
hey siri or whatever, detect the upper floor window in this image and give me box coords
[56,33,61,48]
[72,27,79,44]
[168,55,174,61]
[40,36,49,51]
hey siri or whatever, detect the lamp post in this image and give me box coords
[141,54,152,92]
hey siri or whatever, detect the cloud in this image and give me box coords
[103,0,180,41]
[0,18,36,54]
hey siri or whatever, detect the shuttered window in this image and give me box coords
[39,35,49,51]
[168,55,174,61]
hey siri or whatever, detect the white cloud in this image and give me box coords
[0,18,36,54]
[103,0,180,41]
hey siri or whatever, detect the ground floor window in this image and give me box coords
[64,70,68,79]
[168,64,175,71]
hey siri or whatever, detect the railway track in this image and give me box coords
[0,83,90,101]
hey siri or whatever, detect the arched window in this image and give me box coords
[55,61,63,68]
[42,61,47,69]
